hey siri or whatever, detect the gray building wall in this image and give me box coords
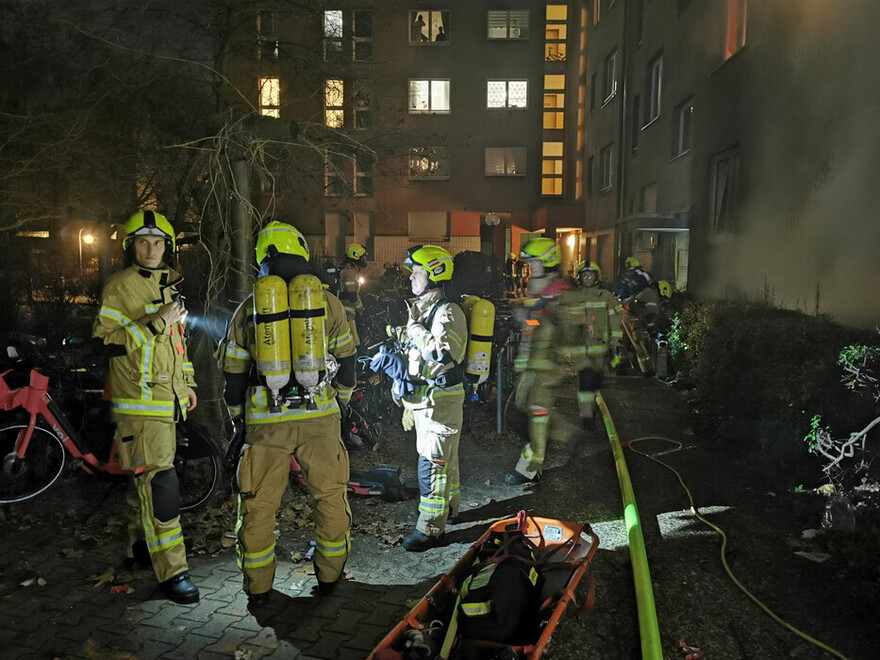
[583,0,880,325]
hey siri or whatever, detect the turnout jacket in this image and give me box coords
[221,290,355,424]
[401,288,467,410]
[93,265,196,421]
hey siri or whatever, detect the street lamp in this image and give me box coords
[78,228,96,279]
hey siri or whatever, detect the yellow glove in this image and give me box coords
[401,408,415,432]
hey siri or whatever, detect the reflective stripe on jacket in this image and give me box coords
[222,290,355,424]
[93,265,196,421]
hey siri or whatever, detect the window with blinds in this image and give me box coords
[485,147,527,176]
[487,10,529,39]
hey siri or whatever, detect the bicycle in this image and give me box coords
[0,336,222,510]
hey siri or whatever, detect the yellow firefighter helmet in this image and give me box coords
[256,221,310,265]
[521,237,561,268]
[403,244,454,282]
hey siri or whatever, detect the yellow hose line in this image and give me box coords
[596,393,663,660]
[628,436,849,660]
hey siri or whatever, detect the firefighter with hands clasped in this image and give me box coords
[93,209,200,604]
[375,245,467,552]
[220,221,357,605]
[571,261,624,429]
[504,237,579,486]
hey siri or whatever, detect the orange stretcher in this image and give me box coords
[369,512,599,660]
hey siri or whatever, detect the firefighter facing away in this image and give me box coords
[572,261,624,428]
[93,210,199,604]
[379,245,467,551]
[221,222,357,605]
[505,238,578,486]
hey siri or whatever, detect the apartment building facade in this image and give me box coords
[222,1,591,275]
[583,0,877,325]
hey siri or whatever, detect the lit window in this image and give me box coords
[354,155,373,196]
[710,148,740,233]
[723,0,747,60]
[257,11,278,60]
[593,0,601,26]
[325,151,349,197]
[600,143,614,190]
[487,9,529,39]
[542,142,563,196]
[646,55,662,123]
[575,158,583,200]
[603,50,617,102]
[353,82,372,130]
[259,77,280,118]
[409,147,451,179]
[410,10,450,44]
[544,93,565,129]
[487,80,528,109]
[544,74,565,92]
[324,79,344,128]
[545,5,567,62]
[485,147,527,176]
[672,98,694,157]
[324,10,343,60]
[353,10,373,62]
[409,79,451,113]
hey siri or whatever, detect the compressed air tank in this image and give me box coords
[288,274,326,390]
[253,275,291,409]
[461,295,495,384]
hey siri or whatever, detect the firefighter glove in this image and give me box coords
[401,408,415,432]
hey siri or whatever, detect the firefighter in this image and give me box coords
[385,245,467,551]
[93,209,199,604]
[338,243,368,349]
[572,261,623,428]
[504,238,575,485]
[613,256,652,301]
[221,221,357,604]
[620,279,671,375]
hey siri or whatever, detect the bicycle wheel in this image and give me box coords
[0,424,67,503]
[175,420,222,512]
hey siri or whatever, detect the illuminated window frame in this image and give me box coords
[542,142,563,196]
[545,5,567,62]
[487,9,529,39]
[723,0,747,61]
[324,10,343,61]
[259,77,280,118]
[408,147,451,180]
[485,147,527,177]
[486,80,529,109]
[408,79,451,114]
[324,79,344,128]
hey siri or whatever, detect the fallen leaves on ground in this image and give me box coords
[89,568,115,588]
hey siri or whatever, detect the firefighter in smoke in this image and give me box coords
[505,238,576,485]
[220,221,357,604]
[620,279,672,375]
[572,261,624,428]
[334,243,368,350]
[93,209,199,604]
[376,245,467,551]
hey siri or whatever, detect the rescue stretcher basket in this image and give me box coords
[369,513,599,660]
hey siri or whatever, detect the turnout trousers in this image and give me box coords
[235,414,351,595]
[413,392,464,538]
[513,374,571,480]
[116,417,188,583]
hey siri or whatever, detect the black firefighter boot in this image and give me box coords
[123,540,152,571]
[161,572,200,605]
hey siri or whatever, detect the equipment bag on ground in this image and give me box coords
[457,531,545,644]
